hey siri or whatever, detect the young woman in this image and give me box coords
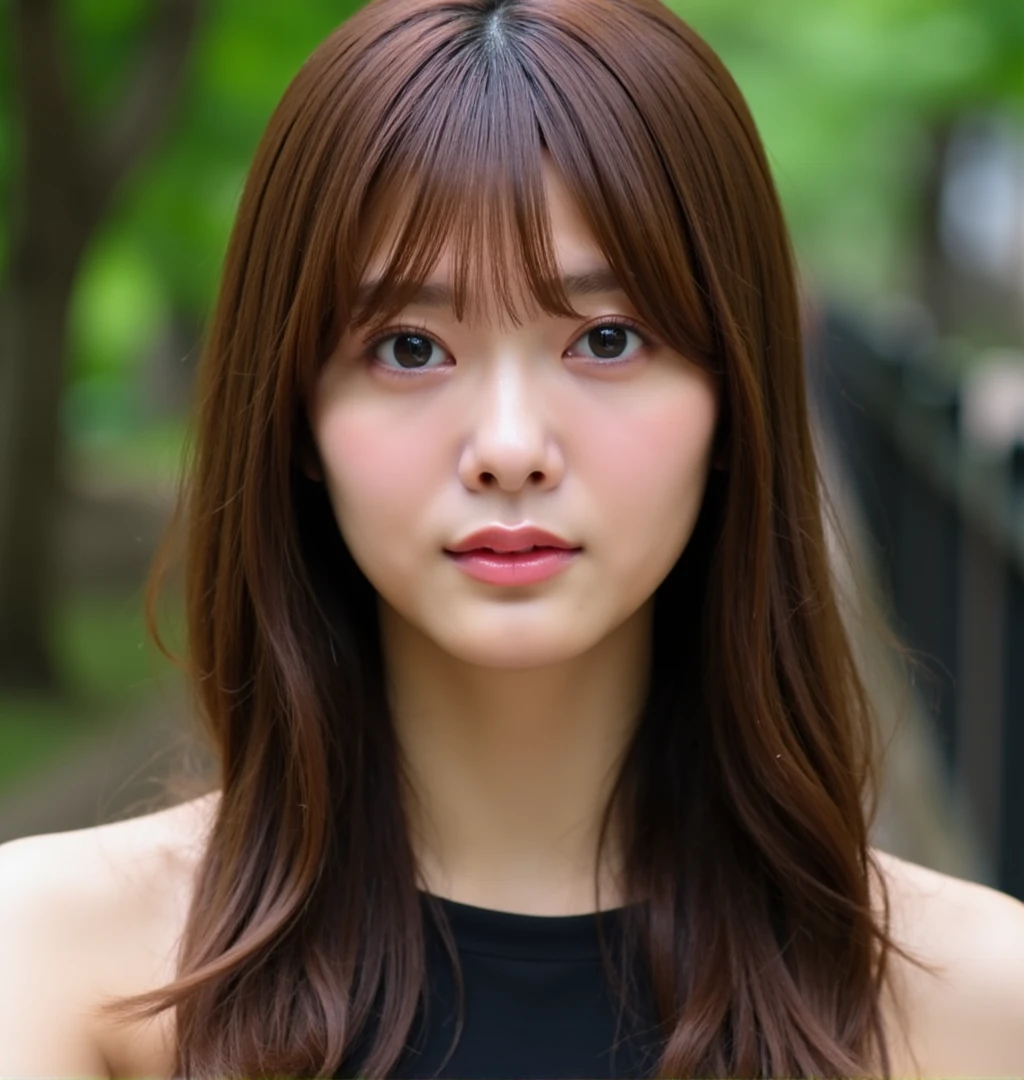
[2,0,1024,1076]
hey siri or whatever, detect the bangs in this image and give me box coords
[346,155,582,338]
[329,0,715,366]
[342,49,579,336]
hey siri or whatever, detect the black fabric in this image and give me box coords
[335,890,663,1078]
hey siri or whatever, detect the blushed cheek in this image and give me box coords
[315,403,434,548]
[585,391,717,541]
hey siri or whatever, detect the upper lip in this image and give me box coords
[445,525,581,554]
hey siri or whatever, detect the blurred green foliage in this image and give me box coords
[57,0,362,444]
[0,591,184,789]
[682,0,1024,301]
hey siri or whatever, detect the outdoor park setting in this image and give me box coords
[2,0,1024,899]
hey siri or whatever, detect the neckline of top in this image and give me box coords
[416,888,643,962]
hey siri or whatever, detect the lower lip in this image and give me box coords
[445,547,581,586]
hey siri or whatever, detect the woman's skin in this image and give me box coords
[2,161,1024,1077]
[309,158,719,917]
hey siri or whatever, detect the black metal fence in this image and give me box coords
[814,304,1024,900]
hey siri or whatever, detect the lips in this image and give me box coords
[475,545,557,554]
[445,544,581,586]
[445,525,580,555]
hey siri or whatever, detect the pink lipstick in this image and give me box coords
[444,525,582,586]
[446,547,580,586]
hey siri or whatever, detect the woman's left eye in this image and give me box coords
[568,322,649,364]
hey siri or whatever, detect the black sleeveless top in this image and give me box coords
[335,890,663,1078]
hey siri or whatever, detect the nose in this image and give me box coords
[456,356,565,494]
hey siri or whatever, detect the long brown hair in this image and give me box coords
[100,0,917,1075]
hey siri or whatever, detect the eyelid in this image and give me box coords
[362,315,656,375]
[361,321,453,376]
[568,315,657,355]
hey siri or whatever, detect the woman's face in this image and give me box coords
[310,161,719,669]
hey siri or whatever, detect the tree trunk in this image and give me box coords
[0,259,81,687]
[0,0,200,691]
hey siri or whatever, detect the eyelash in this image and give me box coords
[360,317,655,380]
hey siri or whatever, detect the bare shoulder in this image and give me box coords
[0,792,220,1078]
[870,847,1024,1077]
[0,790,218,928]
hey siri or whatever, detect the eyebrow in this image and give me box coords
[353,267,627,310]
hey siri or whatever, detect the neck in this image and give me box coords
[380,598,653,916]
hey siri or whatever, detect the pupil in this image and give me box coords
[394,334,433,368]
[590,326,626,359]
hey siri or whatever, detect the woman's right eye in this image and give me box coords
[365,329,451,376]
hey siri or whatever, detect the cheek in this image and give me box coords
[313,399,439,545]
[583,379,718,535]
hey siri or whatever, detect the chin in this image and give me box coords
[438,632,594,671]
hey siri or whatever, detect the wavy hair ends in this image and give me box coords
[96,0,914,1076]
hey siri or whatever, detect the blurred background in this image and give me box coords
[1,0,1023,898]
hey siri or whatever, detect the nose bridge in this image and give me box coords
[475,346,545,444]
[460,341,559,490]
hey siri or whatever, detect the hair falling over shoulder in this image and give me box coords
[97,0,919,1075]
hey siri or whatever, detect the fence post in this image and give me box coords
[999,443,1024,896]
